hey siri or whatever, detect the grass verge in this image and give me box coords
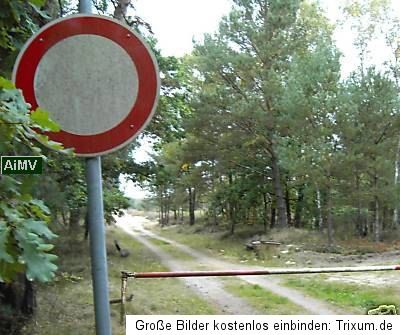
[221,277,307,314]
[154,225,283,266]
[154,222,400,258]
[147,237,195,261]
[109,228,215,316]
[284,276,400,314]
[146,232,308,314]
[23,226,216,335]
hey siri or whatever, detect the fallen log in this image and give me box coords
[110,294,133,304]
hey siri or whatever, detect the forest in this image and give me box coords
[148,0,400,248]
[1,0,400,332]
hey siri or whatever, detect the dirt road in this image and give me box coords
[116,213,345,315]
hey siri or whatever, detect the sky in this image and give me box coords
[134,0,232,57]
[120,0,400,199]
[121,0,233,199]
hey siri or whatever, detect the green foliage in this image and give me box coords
[0,0,176,285]
[0,0,51,76]
[144,0,400,244]
[146,50,192,144]
[147,0,337,229]
[29,0,47,7]
[15,217,58,282]
[0,77,64,283]
[30,108,60,132]
[103,185,130,224]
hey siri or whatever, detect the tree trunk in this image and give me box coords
[270,205,276,228]
[61,209,67,226]
[188,187,195,225]
[316,187,324,230]
[393,136,400,227]
[165,196,170,225]
[368,203,374,237]
[285,183,292,226]
[263,192,269,233]
[355,175,364,236]
[84,211,89,240]
[374,196,381,242]
[211,160,218,226]
[270,153,287,228]
[21,278,35,315]
[373,173,381,242]
[294,185,304,228]
[159,193,163,226]
[0,274,36,333]
[230,203,236,235]
[113,0,131,20]
[326,187,334,249]
[69,208,81,230]
[227,173,236,232]
[382,206,388,231]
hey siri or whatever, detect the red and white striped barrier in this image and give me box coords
[122,264,400,279]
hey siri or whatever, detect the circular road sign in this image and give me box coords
[13,15,160,156]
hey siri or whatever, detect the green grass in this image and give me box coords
[222,277,307,314]
[23,226,216,335]
[155,222,400,257]
[284,276,400,314]
[154,225,283,266]
[21,233,96,335]
[148,237,195,261]
[145,231,308,314]
[153,223,400,315]
[109,228,215,316]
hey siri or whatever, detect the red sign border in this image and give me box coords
[13,14,160,156]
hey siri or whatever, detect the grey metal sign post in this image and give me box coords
[86,156,111,335]
[13,2,160,333]
[80,2,112,335]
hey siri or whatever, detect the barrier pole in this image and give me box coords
[120,272,128,325]
[123,264,400,279]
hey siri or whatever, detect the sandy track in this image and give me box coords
[121,226,258,314]
[117,214,344,315]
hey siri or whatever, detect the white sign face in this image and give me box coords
[34,34,139,136]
